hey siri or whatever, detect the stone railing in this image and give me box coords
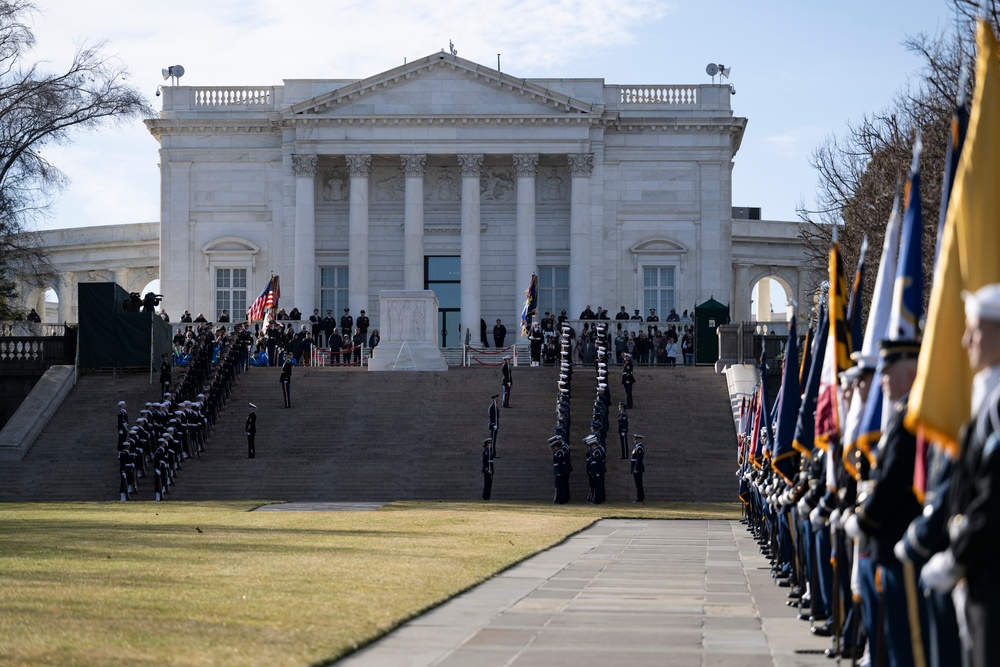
[0,338,73,368]
[0,323,72,338]
[192,87,274,108]
[616,86,698,105]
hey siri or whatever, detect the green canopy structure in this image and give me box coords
[78,283,172,370]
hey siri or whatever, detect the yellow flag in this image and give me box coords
[906,20,1000,454]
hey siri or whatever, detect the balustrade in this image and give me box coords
[193,87,273,108]
[617,86,698,105]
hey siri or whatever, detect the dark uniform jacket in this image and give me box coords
[630,443,645,474]
[857,396,922,565]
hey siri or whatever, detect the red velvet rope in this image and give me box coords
[466,343,515,355]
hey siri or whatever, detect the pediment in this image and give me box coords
[287,53,599,119]
[630,238,687,254]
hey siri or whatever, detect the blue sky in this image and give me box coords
[32,0,959,231]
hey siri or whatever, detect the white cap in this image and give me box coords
[117,401,126,407]
[963,283,1000,322]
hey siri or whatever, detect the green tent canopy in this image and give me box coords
[78,283,172,370]
[694,297,730,365]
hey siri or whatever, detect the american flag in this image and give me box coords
[247,276,279,322]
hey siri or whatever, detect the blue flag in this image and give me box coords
[793,306,828,454]
[771,315,800,483]
[888,140,924,341]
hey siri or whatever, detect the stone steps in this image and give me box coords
[0,364,737,503]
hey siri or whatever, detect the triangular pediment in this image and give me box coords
[287,53,599,118]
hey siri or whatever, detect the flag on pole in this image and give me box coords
[793,306,828,454]
[520,272,538,336]
[888,137,924,342]
[852,191,903,469]
[771,315,800,483]
[248,276,278,322]
[904,20,1000,454]
[815,243,852,451]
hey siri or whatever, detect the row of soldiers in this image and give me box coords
[742,285,1000,667]
[116,322,246,500]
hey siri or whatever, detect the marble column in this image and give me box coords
[458,154,483,345]
[401,155,427,291]
[346,154,372,314]
[568,154,593,321]
[113,268,133,294]
[757,278,771,322]
[55,272,76,324]
[292,154,318,315]
[734,264,750,323]
[514,154,538,337]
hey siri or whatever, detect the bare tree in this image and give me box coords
[0,0,152,318]
[798,1,994,326]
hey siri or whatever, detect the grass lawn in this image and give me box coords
[0,501,740,667]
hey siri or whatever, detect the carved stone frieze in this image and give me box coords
[291,154,318,177]
[346,154,373,178]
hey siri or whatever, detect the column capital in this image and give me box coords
[568,153,594,176]
[401,154,427,177]
[291,154,318,177]
[458,154,484,177]
[346,154,373,177]
[513,154,539,177]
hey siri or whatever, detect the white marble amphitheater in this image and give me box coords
[19,51,813,339]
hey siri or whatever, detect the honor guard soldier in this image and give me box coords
[550,435,569,504]
[481,438,494,500]
[631,433,646,502]
[922,283,1000,667]
[159,353,171,398]
[617,402,630,459]
[845,339,924,667]
[488,394,500,458]
[116,401,128,447]
[279,357,292,408]
[585,434,606,504]
[501,357,512,407]
[622,354,636,408]
[245,403,257,459]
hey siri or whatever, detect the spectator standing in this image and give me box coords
[681,329,694,366]
[288,307,301,320]
[352,327,365,364]
[356,309,370,340]
[493,319,507,349]
[665,338,679,366]
[557,310,568,328]
[217,309,230,322]
[666,308,680,322]
[541,311,555,338]
[328,329,342,365]
[26,308,41,322]
[322,310,335,347]
[180,310,193,323]
[579,304,595,320]
[368,329,380,357]
[615,306,630,321]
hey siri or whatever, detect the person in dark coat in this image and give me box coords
[529,322,543,366]
[279,358,292,408]
[630,433,645,502]
[501,357,512,408]
[586,434,606,504]
[622,354,636,408]
[845,339,924,667]
[921,284,1000,667]
[488,395,499,458]
[550,435,569,504]
[481,437,494,501]
[159,354,172,398]
[493,319,507,349]
[617,402,629,460]
[245,403,257,458]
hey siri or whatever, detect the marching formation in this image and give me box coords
[115,322,246,500]
[740,22,1000,667]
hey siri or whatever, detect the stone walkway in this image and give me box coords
[334,519,833,667]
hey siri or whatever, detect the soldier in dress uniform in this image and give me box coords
[488,394,500,458]
[279,357,292,408]
[631,433,645,502]
[622,354,636,408]
[922,284,1000,667]
[245,403,257,459]
[586,434,606,504]
[501,357,512,407]
[550,435,569,504]
[116,400,128,447]
[618,402,630,460]
[845,339,924,667]
[481,437,494,501]
[159,353,172,398]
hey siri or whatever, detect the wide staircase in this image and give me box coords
[0,364,737,503]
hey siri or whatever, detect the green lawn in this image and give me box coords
[0,501,740,667]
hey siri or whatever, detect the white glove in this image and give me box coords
[893,540,911,564]
[839,508,853,529]
[844,513,862,540]
[829,508,842,527]
[921,550,963,594]
[796,497,811,516]
[809,506,826,529]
